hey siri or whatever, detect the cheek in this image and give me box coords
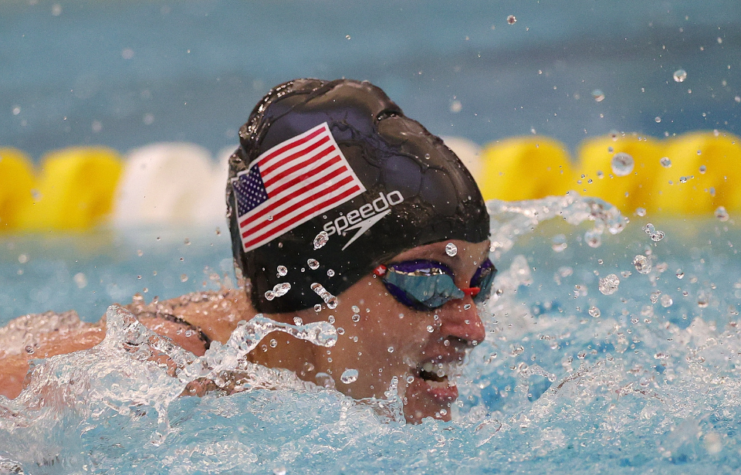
[337,279,432,362]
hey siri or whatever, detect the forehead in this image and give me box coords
[390,239,490,268]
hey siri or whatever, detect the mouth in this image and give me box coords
[411,359,463,402]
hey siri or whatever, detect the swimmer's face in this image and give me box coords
[315,239,489,423]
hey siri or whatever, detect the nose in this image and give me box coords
[438,296,486,346]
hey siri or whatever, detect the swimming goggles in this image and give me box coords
[373,258,497,310]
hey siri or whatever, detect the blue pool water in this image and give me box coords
[2,198,741,473]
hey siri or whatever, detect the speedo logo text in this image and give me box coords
[322,190,404,250]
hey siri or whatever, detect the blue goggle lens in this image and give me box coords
[381,259,497,310]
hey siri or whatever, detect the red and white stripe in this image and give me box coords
[237,122,365,252]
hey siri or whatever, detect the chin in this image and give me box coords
[403,376,458,423]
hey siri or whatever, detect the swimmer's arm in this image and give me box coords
[0,322,106,399]
[0,314,209,400]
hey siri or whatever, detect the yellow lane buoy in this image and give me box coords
[479,136,574,202]
[576,135,664,213]
[18,147,123,231]
[0,148,35,231]
[651,132,741,214]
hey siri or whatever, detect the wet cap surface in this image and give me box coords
[227,79,490,313]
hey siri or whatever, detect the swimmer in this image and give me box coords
[0,79,494,424]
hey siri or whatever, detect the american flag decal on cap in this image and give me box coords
[232,122,366,252]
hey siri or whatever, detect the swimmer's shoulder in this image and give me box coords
[126,288,254,350]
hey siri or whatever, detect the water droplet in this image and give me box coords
[73,272,88,289]
[313,231,329,250]
[660,294,673,307]
[352,314,360,322]
[655,116,661,123]
[699,165,707,174]
[17,254,28,264]
[673,69,687,82]
[184,238,191,245]
[314,304,322,312]
[676,269,685,279]
[445,242,458,257]
[328,315,335,324]
[341,369,358,384]
[598,274,620,295]
[588,306,601,318]
[327,297,338,309]
[293,317,303,325]
[264,290,276,301]
[633,255,652,274]
[449,100,462,113]
[137,249,144,257]
[551,234,567,252]
[307,259,320,270]
[715,206,730,222]
[507,14,517,24]
[660,157,672,168]
[277,265,288,277]
[585,229,601,248]
[180,274,188,282]
[635,207,646,217]
[427,325,434,333]
[345,34,351,40]
[25,345,34,354]
[272,282,291,297]
[592,89,605,102]
[352,305,360,313]
[387,346,394,353]
[327,269,335,277]
[269,338,278,348]
[611,152,634,176]
[643,223,665,241]
[698,292,709,308]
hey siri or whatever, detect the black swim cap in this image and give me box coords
[227,78,489,313]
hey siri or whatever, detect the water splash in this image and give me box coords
[487,192,627,258]
[4,199,741,473]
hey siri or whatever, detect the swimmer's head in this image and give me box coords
[227,79,489,313]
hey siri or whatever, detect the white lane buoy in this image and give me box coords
[440,136,483,182]
[113,142,215,227]
[191,145,235,225]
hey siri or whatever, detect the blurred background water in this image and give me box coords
[2,0,740,160]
